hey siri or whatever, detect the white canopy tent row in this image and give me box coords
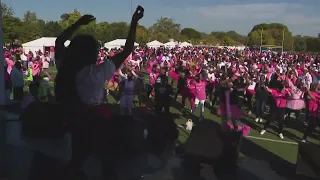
[146,40,163,48]
[164,41,178,49]
[179,42,193,47]
[104,39,139,49]
[22,37,70,54]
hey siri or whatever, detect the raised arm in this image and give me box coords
[55,15,96,70]
[110,6,144,69]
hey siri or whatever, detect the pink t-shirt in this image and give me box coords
[195,80,207,100]
[271,89,287,108]
[149,72,158,85]
[188,80,196,96]
[32,62,40,76]
[5,58,14,74]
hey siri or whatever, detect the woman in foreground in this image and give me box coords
[53,5,144,179]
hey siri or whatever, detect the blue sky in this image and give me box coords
[4,0,320,36]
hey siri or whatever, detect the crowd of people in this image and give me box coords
[2,6,320,179]
[4,23,320,143]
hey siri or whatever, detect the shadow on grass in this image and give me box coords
[174,116,317,180]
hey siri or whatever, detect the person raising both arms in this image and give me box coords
[52,6,144,180]
[54,6,144,106]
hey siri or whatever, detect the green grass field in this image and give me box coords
[21,66,320,167]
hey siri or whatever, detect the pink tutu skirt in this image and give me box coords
[286,99,305,110]
[169,71,179,81]
[217,103,242,120]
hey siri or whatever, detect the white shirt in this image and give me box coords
[21,54,27,61]
[207,73,216,82]
[76,60,116,105]
[43,57,50,69]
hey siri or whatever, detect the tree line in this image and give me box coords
[2,3,320,53]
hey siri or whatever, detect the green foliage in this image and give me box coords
[2,2,320,52]
[149,17,181,42]
[247,23,294,51]
[293,36,307,52]
[180,28,201,40]
[210,31,245,46]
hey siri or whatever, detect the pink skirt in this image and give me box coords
[217,103,242,120]
[169,71,179,81]
[286,99,305,110]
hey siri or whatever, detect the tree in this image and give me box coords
[60,9,81,30]
[247,23,293,50]
[106,22,129,41]
[201,35,218,45]
[136,25,149,45]
[23,10,37,23]
[305,37,320,53]
[149,32,169,43]
[225,31,247,45]
[3,16,22,43]
[2,3,23,43]
[293,36,307,52]
[40,21,63,37]
[20,11,42,42]
[95,22,110,43]
[1,2,14,17]
[149,17,181,41]
[180,28,201,40]
[4,6,320,52]
[220,36,237,46]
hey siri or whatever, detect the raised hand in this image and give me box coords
[76,15,96,26]
[132,5,144,22]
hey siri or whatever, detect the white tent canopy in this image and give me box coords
[164,41,178,49]
[146,40,163,48]
[104,39,139,49]
[179,42,193,47]
[22,37,70,54]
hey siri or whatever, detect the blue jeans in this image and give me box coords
[256,99,265,118]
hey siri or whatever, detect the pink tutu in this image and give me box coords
[217,103,242,120]
[169,71,179,81]
[147,67,152,74]
[225,123,251,136]
[286,99,305,110]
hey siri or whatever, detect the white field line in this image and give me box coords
[246,135,298,145]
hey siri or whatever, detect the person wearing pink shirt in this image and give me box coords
[147,65,159,98]
[260,81,288,139]
[5,57,14,74]
[194,74,207,119]
[31,59,41,82]
[302,85,320,143]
